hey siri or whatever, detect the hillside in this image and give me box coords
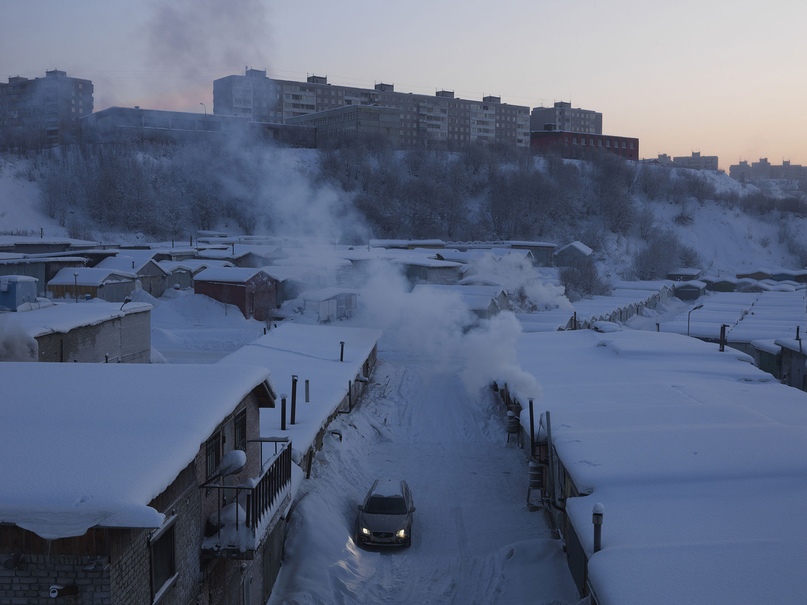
[1,149,805,281]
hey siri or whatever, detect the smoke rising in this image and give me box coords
[460,312,542,401]
[144,0,270,104]
[0,318,38,361]
[355,259,543,401]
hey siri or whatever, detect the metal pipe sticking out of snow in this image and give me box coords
[592,503,604,553]
[291,375,298,424]
[280,394,287,430]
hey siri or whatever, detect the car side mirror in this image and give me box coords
[410,506,416,513]
[357,505,364,511]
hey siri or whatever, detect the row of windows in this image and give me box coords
[570,136,635,149]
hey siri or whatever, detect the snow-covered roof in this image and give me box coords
[48,266,137,286]
[659,291,807,342]
[0,299,151,339]
[554,241,592,257]
[218,324,381,464]
[158,259,234,275]
[0,363,272,540]
[194,267,270,283]
[511,329,807,604]
[96,254,168,275]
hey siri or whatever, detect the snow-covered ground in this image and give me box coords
[266,347,580,605]
[2,155,807,604]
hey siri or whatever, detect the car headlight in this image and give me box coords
[360,527,371,536]
[395,529,407,539]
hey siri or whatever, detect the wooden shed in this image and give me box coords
[95,255,170,297]
[553,241,592,267]
[673,280,707,301]
[193,267,279,321]
[300,288,358,322]
[47,267,137,302]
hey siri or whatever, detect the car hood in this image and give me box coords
[359,512,410,533]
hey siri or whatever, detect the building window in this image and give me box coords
[234,410,247,452]
[206,433,221,479]
[150,515,177,601]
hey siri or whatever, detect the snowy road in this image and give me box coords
[267,347,580,605]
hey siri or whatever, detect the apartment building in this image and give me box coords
[729,158,807,182]
[0,69,93,148]
[213,70,531,150]
[656,151,719,171]
[530,101,602,134]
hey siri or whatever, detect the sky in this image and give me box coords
[2,1,806,169]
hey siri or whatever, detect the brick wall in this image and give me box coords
[0,554,112,605]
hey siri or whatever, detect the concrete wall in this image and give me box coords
[36,308,151,363]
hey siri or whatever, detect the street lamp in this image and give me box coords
[200,102,206,115]
[687,303,704,336]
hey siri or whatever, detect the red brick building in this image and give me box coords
[531,130,639,161]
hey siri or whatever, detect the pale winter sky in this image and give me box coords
[2,0,805,170]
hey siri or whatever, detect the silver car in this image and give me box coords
[356,479,415,548]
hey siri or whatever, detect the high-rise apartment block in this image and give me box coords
[213,70,531,150]
[0,70,93,148]
[530,101,602,135]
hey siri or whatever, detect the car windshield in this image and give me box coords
[365,495,407,515]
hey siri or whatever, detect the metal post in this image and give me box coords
[291,375,298,424]
[593,503,604,553]
[528,398,535,456]
[305,379,310,402]
[280,396,287,430]
[687,304,703,336]
[340,341,345,362]
[546,411,555,506]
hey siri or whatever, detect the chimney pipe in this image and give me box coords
[280,394,287,430]
[291,375,298,424]
[340,341,345,362]
[592,503,604,553]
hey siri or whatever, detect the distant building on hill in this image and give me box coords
[530,129,639,161]
[285,105,401,148]
[729,158,807,182]
[80,106,315,147]
[0,69,93,148]
[656,151,719,171]
[213,69,531,150]
[530,101,602,134]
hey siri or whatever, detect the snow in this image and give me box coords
[218,323,382,466]
[510,329,807,604]
[0,362,272,539]
[1,298,151,340]
[3,156,807,602]
[48,266,136,286]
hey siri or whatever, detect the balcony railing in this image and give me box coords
[246,443,292,531]
[201,439,292,560]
